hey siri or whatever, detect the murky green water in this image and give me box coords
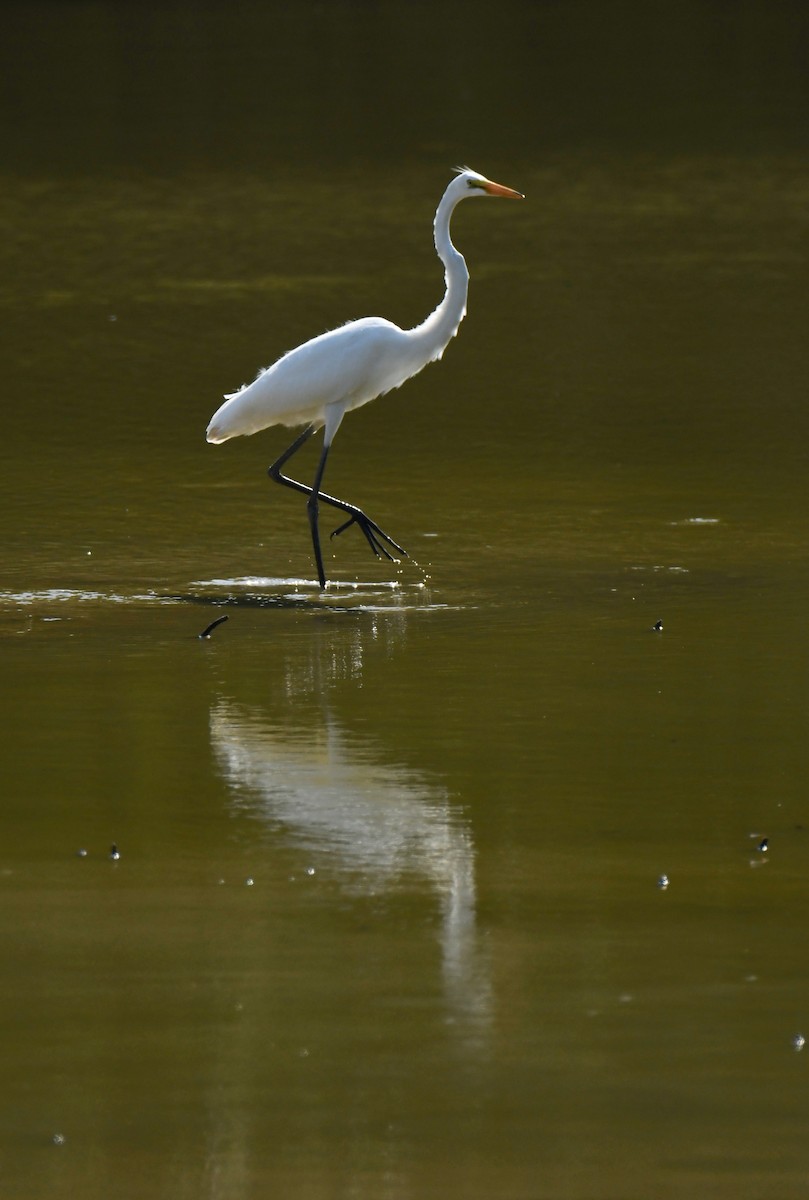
[3,2,809,1197]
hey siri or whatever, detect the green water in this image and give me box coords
[3,2,809,1197]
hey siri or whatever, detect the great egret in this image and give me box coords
[206,167,523,588]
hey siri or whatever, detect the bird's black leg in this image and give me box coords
[306,438,331,589]
[267,424,317,479]
[328,510,407,560]
[267,425,327,586]
[267,426,408,586]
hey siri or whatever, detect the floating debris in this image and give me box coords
[793,1034,805,1052]
[75,848,88,858]
[757,837,769,853]
[651,620,663,632]
[198,614,229,640]
[657,874,670,890]
[109,843,120,861]
[52,1133,66,1146]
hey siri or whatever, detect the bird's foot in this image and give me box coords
[330,510,407,562]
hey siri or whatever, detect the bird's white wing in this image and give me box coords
[206,317,421,444]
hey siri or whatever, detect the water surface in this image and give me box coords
[3,3,809,1197]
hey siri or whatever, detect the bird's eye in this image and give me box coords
[466,178,483,189]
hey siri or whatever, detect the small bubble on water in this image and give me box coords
[245,877,254,887]
[306,867,316,877]
[657,874,669,889]
[52,1133,66,1146]
[793,1034,805,1052]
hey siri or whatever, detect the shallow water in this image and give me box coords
[3,2,809,1197]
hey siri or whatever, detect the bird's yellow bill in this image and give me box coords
[482,179,524,199]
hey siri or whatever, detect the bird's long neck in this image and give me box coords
[408,188,469,362]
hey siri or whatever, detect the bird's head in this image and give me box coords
[452,166,524,202]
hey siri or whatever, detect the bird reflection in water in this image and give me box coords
[209,700,491,1036]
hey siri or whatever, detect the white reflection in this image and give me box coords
[209,701,491,1033]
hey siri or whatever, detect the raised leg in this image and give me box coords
[267,426,408,587]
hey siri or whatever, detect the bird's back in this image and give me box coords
[206,317,424,444]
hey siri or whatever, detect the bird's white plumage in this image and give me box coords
[206,168,523,450]
[207,317,424,445]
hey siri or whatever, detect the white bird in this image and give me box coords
[206,167,523,588]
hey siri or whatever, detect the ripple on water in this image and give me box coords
[187,576,454,612]
[0,587,172,607]
[0,578,459,617]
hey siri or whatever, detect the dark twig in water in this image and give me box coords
[198,615,229,640]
